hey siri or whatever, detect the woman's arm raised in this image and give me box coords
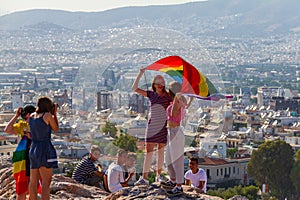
[132,68,147,97]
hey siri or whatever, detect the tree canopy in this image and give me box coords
[290,150,300,199]
[247,140,294,199]
[207,185,259,200]
[102,121,118,138]
[113,133,137,152]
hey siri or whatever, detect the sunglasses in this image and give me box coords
[154,82,165,85]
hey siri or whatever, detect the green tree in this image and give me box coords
[295,149,300,161]
[206,185,259,200]
[227,147,238,158]
[207,188,225,198]
[104,142,119,156]
[243,185,260,200]
[247,140,294,199]
[290,150,300,199]
[102,121,118,138]
[113,133,137,152]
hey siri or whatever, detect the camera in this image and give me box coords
[20,108,28,119]
[51,103,59,114]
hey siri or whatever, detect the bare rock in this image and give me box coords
[0,156,109,200]
[104,184,224,200]
[50,174,109,199]
[1,156,248,200]
[228,195,249,200]
[0,158,16,200]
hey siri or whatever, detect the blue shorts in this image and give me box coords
[30,140,58,169]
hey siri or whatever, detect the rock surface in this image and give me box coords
[104,184,224,200]
[0,156,247,200]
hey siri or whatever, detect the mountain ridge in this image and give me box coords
[0,0,299,37]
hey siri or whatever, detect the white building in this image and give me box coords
[199,140,227,159]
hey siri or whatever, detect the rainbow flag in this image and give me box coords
[145,56,232,100]
[12,120,30,195]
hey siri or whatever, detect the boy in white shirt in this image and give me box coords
[184,157,207,193]
[106,149,134,193]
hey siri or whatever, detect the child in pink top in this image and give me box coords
[163,81,192,195]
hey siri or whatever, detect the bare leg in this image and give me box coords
[142,142,155,179]
[16,193,26,200]
[156,143,166,176]
[39,166,53,200]
[29,169,40,200]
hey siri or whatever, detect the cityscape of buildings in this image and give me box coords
[0,5,300,193]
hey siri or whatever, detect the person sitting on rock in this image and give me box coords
[184,157,207,194]
[72,145,103,188]
[106,149,134,193]
[123,153,137,186]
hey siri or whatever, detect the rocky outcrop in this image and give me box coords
[50,175,108,199]
[104,184,224,200]
[0,156,247,200]
[0,156,108,200]
[0,156,15,200]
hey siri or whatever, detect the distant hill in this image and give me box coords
[0,0,299,36]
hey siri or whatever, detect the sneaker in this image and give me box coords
[161,180,176,188]
[134,177,149,186]
[155,174,166,183]
[167,186,183,196]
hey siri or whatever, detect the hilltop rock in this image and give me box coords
[0,156,108,200]
[0,156,247,200]
[50,175,108,199]
[104,184,224,200]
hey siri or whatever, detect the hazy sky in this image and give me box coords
[0,0,199,15]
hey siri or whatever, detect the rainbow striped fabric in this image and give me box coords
[145,55,217,98]
[12,120,30,195]
[145,56,233,101]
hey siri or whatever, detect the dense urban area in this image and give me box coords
[0,1,300,199]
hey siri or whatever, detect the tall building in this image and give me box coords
[128,93,148,113]
[96,91,113,111]
[257,86,284,107]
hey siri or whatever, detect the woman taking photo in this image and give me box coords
[28,96,59,200]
